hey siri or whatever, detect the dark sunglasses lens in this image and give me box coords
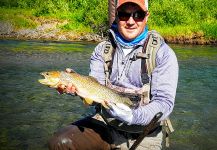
[133,11,146,21]
[118,11,147,21]
[118,12,131,21]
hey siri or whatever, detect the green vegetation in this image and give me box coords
[0,0,216,40]
[0,8,37,29]
[149,0,217,39]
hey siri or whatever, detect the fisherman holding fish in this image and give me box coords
[46,0,179,149]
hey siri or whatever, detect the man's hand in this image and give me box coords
[56,68,77,95]
[106,102,133,125]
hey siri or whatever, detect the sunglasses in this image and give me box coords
[117,11,148,21]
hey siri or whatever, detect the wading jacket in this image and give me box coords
[89,29,179,126]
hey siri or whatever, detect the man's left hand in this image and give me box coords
[106,102,133,125]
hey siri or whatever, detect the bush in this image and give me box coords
[149,0,190,26]
[34,0,69,16]
[68,0,108,34]
[200,22,217,39]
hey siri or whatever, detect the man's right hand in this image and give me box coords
[56,68,77,95]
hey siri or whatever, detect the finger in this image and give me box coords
[104,100,114,108]
[71,86,76,93]
[66,83,76,93]
[60,84,66,89]
[111,104,120,112]
[108,102,118,111]
[104,100,110,106]
[57,84,66,94]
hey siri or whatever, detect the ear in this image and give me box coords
[145,11,150,22]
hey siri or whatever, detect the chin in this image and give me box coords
[120,29,141,41]
[123,34,137,41]
[124,32,139,41]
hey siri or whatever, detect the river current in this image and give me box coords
[0,40,216,150]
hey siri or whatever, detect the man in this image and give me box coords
[49,0,178,149]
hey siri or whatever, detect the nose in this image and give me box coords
[126,16,135,25]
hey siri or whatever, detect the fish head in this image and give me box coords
[38,71,61,88]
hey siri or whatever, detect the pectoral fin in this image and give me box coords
[83,98,93,105]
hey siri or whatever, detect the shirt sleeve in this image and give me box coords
[131,43,179,125]
[89,41,106,85]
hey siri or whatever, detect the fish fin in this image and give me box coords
[83,98,93,105]
[83,100,89,106]
[65,68,77,73]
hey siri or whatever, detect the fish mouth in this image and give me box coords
[38,73,48,85]
[38,79,47,84]
[38,72,60,88]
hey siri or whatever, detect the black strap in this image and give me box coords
[129,112,163,150]
[141,34,150,84]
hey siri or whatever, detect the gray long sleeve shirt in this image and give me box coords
[89,30,179,125]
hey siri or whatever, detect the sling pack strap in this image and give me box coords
[145,30,164,76]
[103,41,115,85]
[139,30,164,105]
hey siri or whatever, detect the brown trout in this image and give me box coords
[38,70,134,108]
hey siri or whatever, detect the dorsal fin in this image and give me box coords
[65,68,76,73]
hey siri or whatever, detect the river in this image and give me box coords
[0,40,216,150]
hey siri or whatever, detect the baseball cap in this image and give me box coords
[117,0,148,11]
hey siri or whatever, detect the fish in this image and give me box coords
[38,70,134,109]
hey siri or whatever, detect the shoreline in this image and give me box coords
[1,32,216,46]
[0,21,216,45]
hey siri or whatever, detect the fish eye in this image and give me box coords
[46,72,49,75]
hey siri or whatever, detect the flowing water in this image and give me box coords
[0,40,216,150]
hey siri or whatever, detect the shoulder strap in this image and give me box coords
[140,30,164,105]
[145,30,164,76]
[103,41,115,85]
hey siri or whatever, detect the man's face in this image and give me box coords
[117,4,149,41]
